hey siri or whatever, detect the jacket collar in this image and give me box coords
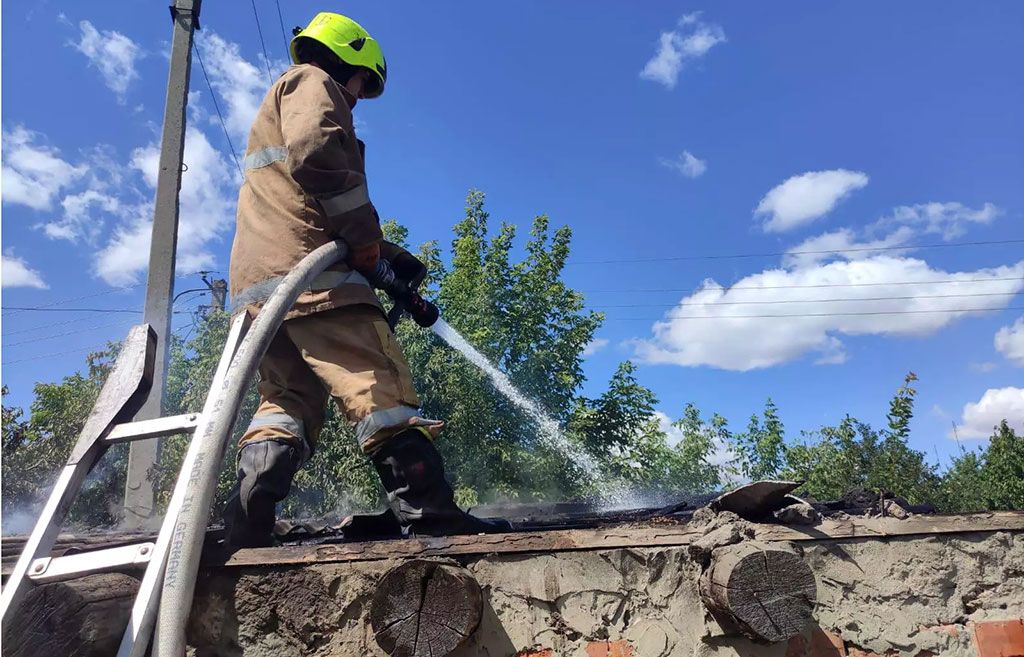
[337,83,357,110]
[290,63,357,110]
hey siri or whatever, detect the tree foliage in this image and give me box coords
[3,192,1022,531]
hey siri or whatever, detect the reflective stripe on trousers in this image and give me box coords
[231,269,371,312]
[245,412,311,463]
[354,405,423,448]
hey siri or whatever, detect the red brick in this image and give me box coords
[787,635,809,657]
[921,624,961,638]
[809,629,846,657]
[786,629,846,657]
[514,650,554,657]
[585,640,634,657]
[973,620,1024,657]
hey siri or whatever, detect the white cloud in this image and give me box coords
[2,252,48,289]
[4,33,261,290]
[659,151,707,179]
[782,226,915,268]
[995,317,1024,367]
[582,338,610,357]
[953,387,1024,439]
[640,13,725,90]
[71,20,143,103]
[1,126,86,211]
[94,127,236,285]
[782,201,1000,269]
[38,144,132,244]
[873,202,1000,241]
[756,169,869,233]
[196,33,272,148]
[46,189,122,242]
[970,362,998,373]
[631,257,1024,371]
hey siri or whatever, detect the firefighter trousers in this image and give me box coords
[239,304,438,458]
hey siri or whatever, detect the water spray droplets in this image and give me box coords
[430,319,601,476]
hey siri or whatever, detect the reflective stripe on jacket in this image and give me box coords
[229,63,384,319]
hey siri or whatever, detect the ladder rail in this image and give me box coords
[116,311,250,657]
[0,324,155,621]
[0,464,86,615]
[153,240,348,657]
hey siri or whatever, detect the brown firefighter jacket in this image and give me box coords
[230,63,401,319]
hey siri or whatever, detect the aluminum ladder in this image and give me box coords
[0,241,347,657]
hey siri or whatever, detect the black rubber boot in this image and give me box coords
[370,429,511,536]
[223,439,302,550]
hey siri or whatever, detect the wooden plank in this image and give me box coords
[5,512,1022,576]
[752,511,1024,542]
[219,511,1024,569]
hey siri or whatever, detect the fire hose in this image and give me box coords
[153,240,437,656]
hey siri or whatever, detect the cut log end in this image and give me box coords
[1,573,140,657]
[701,541,816,643]
[369,559,483,657]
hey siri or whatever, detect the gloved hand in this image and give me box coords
[380,242,427,288]
[391,251,427,288]
[347,241,380,273]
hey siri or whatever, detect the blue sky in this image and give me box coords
[2,1,1022,465]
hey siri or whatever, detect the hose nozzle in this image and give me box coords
[369,260,439,329]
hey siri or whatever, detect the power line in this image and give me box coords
[569,238,1024,265]
[1,285,140,315]
[581,275,1024,294]
[1,270,214,316]
[3,299,209,346]
[274,0,290,59]
[3,344,119,366]
[193,41,243,177]
[3,307,146,314]
[3,302,206,366]
[601,305,1024,321]
[2,307,197,314]
[591,291,1021,309]
[2,321,197,366]
[4,316,108,337]
[250,0,276,84]
[2,319,138,348]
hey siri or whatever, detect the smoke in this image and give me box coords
[2,507,42,536]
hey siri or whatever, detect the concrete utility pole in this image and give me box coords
[209,278,228,312]
[123,0,202,527]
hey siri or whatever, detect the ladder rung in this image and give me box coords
[105,413,200,443]
[28,542,154,583]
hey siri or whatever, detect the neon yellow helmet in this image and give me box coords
[290,12,387,98]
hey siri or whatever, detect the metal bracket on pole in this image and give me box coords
[169,0,202,29]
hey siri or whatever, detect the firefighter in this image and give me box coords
[224,12,506,548]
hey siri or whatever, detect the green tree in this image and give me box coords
[730,398,785,481]
[392,192,605,503]
[942,421,1024,512]
[1,352,128,528]
[982,420,1024,508]
[781,373,940,504]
